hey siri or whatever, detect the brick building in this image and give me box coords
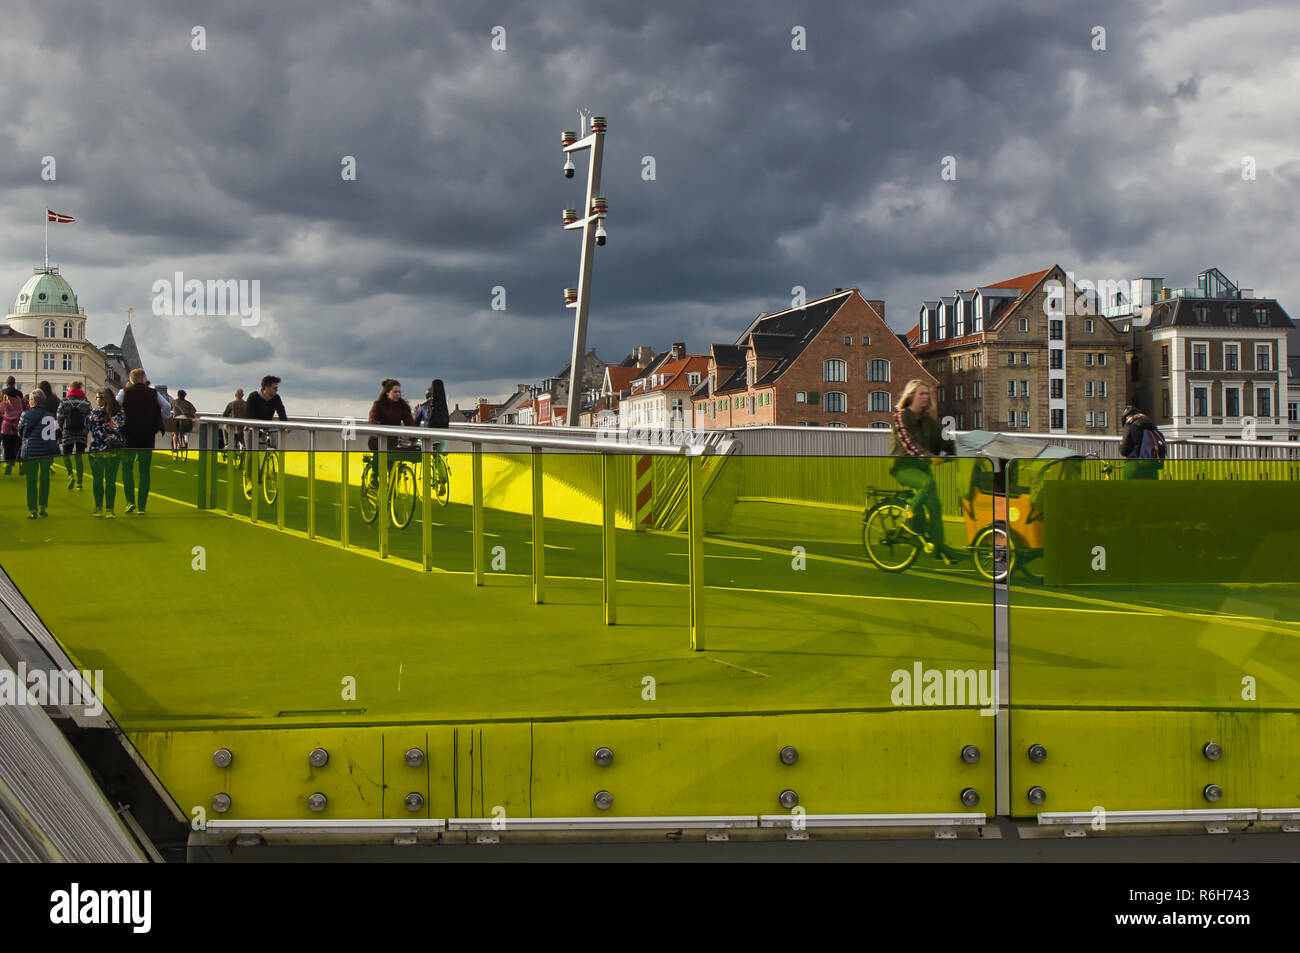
[696,289,934,428]
[907,266,1128,434]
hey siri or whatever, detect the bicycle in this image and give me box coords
[862,487,956,572]
[168,417,191,461]
[219,425,244,470]
[360,442,417,528]
[241,428,280,505]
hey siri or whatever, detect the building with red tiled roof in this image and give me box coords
[905,264,1127,434]
[619,344,709,429]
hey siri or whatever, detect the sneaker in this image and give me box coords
[38,509,48,518]
[135,509,147,516]
[67,475,76,489]
[125,503,136,513]
[27,510,36,519]
[91,506,104,517]
[105,511,116,519]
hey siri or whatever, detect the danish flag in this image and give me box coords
[46,209,75,223]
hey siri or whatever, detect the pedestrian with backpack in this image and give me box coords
[119,368,164,515]
[0,381,22,473]
[1119,405,1166,480]
[87,388,126,517]
[57,381,92,490]
[19,390,59,517]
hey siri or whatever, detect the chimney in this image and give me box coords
[516,383,528,393]
[1159,288,1171,301]
[671,342,686,360]
[868,299,886,321]
[635,345,654,367]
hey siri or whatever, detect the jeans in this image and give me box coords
[894,465,946,548]
[90,451,121,510]
[23,457,52,511]
[2,434,19,470]
[1123,459,1160,481]
[62,439,86,484]
[121,448,154,509]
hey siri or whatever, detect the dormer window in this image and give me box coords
[1195,305,1208,324]
[687,372,700,386]
[1255,306,1270,325]
[1225,307,1238,324]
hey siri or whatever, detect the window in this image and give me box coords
[1019,380,1029,397]
[747,365,756,385]
[807,391,820,405]
[62,354,73,371]
[823,359,847,382]
[1006,352,1016,366]
[1051,409,1065,429]
[1085,319,1094,333]
[1050,349,1063,370]
[974,381,982,398]
[1020,411,1029,428]
[862,336,871,346]
[1226,307,1238,325]
[1193,386,1209,417]
[1255,345,1271,371]
[1098,353,1106,366]
[1086,411,1095,427]
[1020,352,1029,364]
[844,336,853,345]
[1257,389,1272,417]
[43,320,55,337]
[687,372,700,386]
[1007,380,1016,397]
[1161,345,1170,378]
[1085,353,1094,367]
[1290,402,1299,422]
[1223,344,1239,371]
[1195,306,1208,324]
[1018,318,1029,332]
[1085,381,1094,397]
[795,392,806,403]
[1161,389,1170,418]
[1098,411,1107,428]
[936,387,944,403]
[8,353,21,370]
[63,321,73,339]
[1098,381,1107,398]
[1192,343,1208,371]
[870,391,891,413]
[1050,379,1064,399]
[955,383,964,400]
[1007,410,1017,428]
[1049,320,1064,340]
[826,422,847,428]
[972,411,982,428]
[748,396,755,415]
[1224,386,1241,418]
[824,392,847,413]
[42,353,55,370]
[868,359,890,382]
[1255,306,1270,325]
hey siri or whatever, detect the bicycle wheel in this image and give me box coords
[972,524,1015,582]
[359,459,378,523]
[862,502,921,572]
[228,448,244,471]
[262,452,279,505]
[390,463,416,528]
[430,454,450,506]
[241,455,255,500]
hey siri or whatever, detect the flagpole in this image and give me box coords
[44,208,48,270]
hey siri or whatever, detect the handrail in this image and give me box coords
[198,415,716,456]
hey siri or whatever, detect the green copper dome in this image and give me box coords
[13,268,79,315]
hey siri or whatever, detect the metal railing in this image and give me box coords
[193,415,722,648]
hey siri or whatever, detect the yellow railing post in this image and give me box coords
[602,452,617,625]
[421,441,432,572]
[340,445,350,549]
[688,453,705,650]
[378,445,389,558]
[531,446,544,604]
[472,442,484,586]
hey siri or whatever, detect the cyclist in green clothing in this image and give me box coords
[889,379,959,563]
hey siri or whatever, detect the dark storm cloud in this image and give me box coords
[1,0,1297,412]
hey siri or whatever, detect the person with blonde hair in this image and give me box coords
[889,379,958,563]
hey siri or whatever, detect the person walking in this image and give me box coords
[1119,406,1164,481]
[1,381,22,473]
[87,388,126,517]
[57,381,92,489]
[19,390,59,518]
[889,379,960,564]
[119,368,164,515]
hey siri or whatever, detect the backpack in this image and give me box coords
[1138,424,1167,465]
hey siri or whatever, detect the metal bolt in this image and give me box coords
[1028,786,1047,806]
[961,745,980,764]
[405,747,425,768]
[1203,784,1222,803]
[1203,742,1222,762]
[960,788,980,807]
[594,747,614,767]
[779,789,799,809]
[779,746,798,766]
[1027,744,1047,763]
[404,792,424,813]
[308,792,327,812]
[593,790,613,810]
[211,793,231,813]
[309,747,329,768]
[212,748,233,768]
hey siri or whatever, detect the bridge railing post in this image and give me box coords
[602,452,617,625]
[472,442,484,586]
[688,453,705,650]
[531,446,544,604]
[420,438,432,571]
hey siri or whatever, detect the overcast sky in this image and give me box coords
[2,0,1297,415]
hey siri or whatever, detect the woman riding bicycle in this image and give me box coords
[889,379,960,563]
[367,379,414,482]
